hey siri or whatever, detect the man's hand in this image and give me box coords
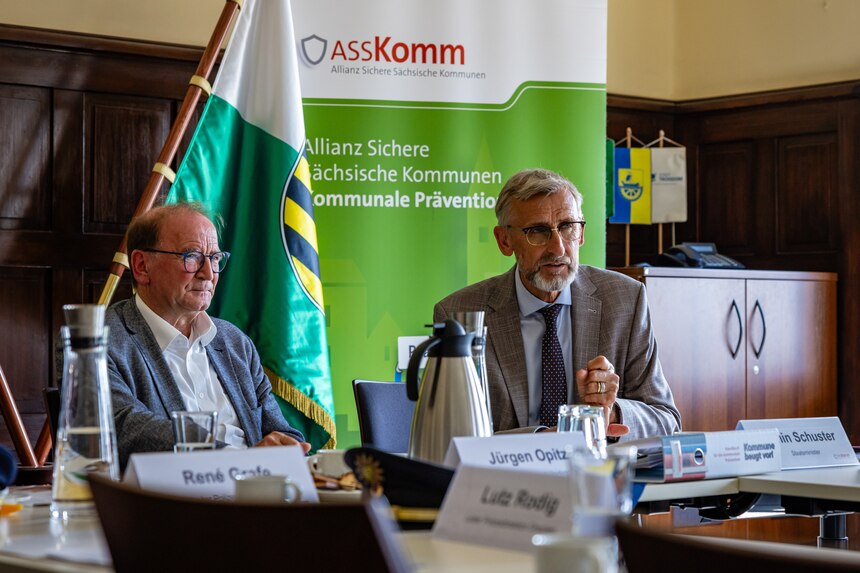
[607,423,630,438]
[576,355,629,436]
[254,431,312,454]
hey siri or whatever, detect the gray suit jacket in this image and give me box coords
[106,299,304,470]
[434,265,681,439]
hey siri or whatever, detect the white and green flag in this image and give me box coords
[168,0,335,450]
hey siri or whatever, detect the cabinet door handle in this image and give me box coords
[729,299,743,359]
[752,299,767,358]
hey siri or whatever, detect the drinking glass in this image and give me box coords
[557,404,607,457]
[567,445,638,536]
[170,411,218,452]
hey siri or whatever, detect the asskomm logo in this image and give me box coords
[300,34,465,66]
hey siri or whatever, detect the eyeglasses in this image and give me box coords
[506,221,586,246]
[142,249,231,273]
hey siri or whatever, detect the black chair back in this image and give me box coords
[89,474,411,573]
[353,380,415,453]
[616,518,860,573]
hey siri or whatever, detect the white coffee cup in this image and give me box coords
[307,449,349,477]
[532,533,618,573]
[234,474,302,504]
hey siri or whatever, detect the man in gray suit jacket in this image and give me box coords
[107,204,308,470]
[435,169,680,439]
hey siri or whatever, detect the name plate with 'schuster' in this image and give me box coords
[737,416,858,470]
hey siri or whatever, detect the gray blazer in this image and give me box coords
[434,265,681,439]
[106,299,304,470]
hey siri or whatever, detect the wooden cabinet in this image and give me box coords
[615,268,837,432]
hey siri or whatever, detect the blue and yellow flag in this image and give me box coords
[609,147,652,225]
[167,0,335,450]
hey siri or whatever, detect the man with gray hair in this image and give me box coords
[106,203,309,470]
[435,168,680,438]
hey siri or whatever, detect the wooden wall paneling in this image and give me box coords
[51,268,83,378]
[0,26,207,463]
[751,138,777,268]
[775,133,838,255]
[696,141,757,258]
[0,84,50,231]
[684,101,838,143]
[0,267,52,461]
[85,94,173,234]
[610,83,858,443]
[836,97,860,442]
[53,89,84,240]
[0,29,201,101]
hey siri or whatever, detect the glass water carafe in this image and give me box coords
[51,304,119,519]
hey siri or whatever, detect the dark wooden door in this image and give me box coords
[645,276,747,431]
[745,278,837,421]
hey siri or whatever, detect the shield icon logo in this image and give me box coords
[301,35,328,66]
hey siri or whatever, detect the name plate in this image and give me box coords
[737,416,858,470]
[433,465,572,551]
[443,432,587,473]
[124,447,319,501]
[397,335,430,370]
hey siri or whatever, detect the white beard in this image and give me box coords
[522,259,578,294]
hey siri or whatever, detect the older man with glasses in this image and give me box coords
[435,168,680,439]
[106,203,309,470]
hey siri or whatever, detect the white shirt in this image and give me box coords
[135,296,247,448]
[514,271,574,426]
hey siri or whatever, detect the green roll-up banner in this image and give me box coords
[293,0,607,446]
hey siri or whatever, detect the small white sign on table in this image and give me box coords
[443,432,587,473]
[124,446,319,501]
[737,416,858,470]
[433,464,572,552]
[397,335,430,370]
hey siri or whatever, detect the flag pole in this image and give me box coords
[97,0,244,306]
[657,129,665,254]
[624,127,632,267]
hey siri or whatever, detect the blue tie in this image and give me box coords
[538,304,567,427]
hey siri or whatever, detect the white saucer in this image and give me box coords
[316,489,363,504]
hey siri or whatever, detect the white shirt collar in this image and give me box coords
[135,295,217,350]
[514,267,572,317]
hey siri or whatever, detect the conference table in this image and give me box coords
[2,466,860,572]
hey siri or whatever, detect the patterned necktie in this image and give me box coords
[538,304,567,427]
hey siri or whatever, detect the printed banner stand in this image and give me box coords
[292,0,608,445]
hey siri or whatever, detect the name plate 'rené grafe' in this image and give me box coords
[123,447,318,501]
